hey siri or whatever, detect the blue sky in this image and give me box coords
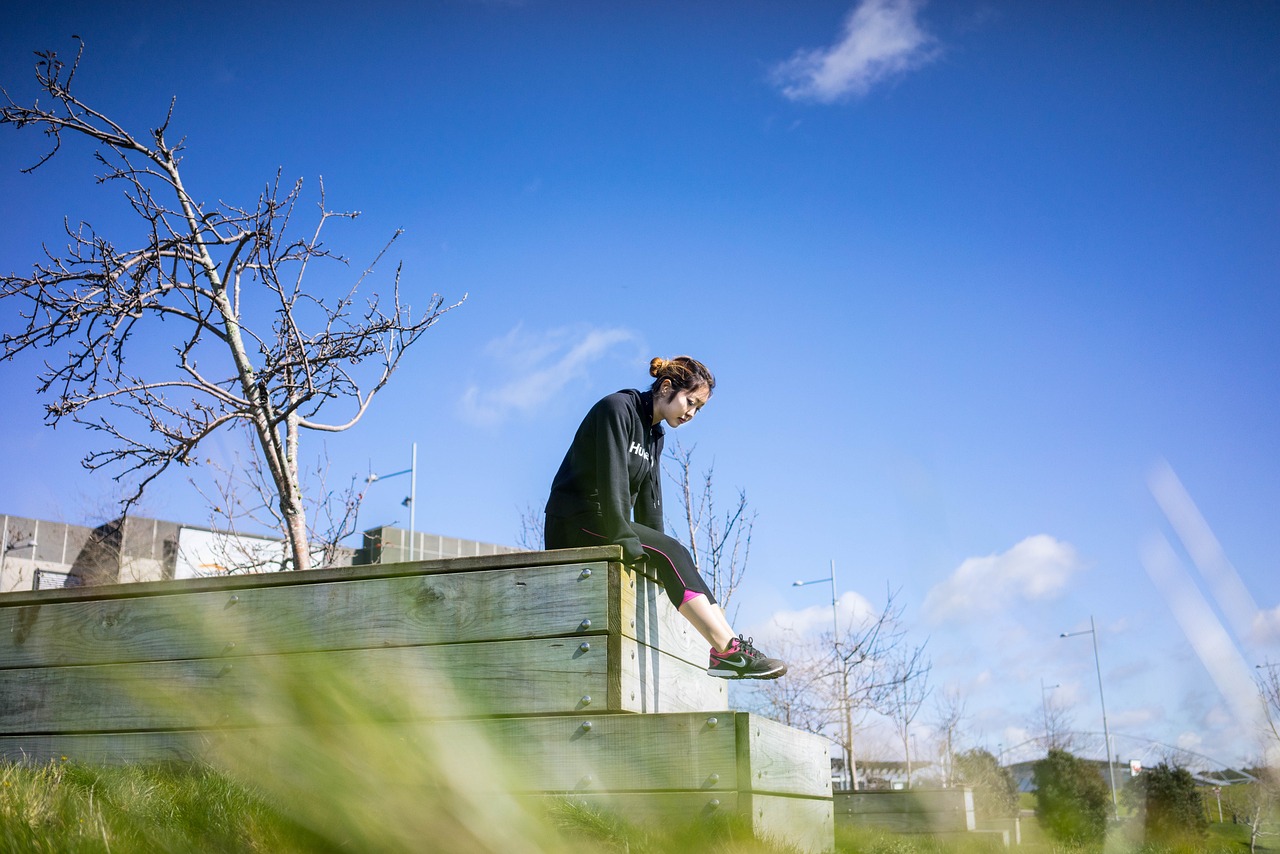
[2,1,1278,771]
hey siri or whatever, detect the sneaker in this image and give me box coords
[707,635,787,680]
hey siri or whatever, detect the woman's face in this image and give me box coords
[654,381,710,428]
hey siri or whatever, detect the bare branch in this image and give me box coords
[2,43,459,572]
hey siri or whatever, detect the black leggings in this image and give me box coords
[544,515,716,609]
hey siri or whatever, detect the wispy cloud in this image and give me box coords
[923,535,1085,624]
[458,324,640,427]
[757,590,880,643]
[771,0,937,103]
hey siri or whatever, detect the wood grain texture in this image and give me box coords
[744,793,835,854]
[0,546,622,608]
[618,566,708,666]
[618,636,728,714]
[0,638,611,732]
[0,563,611,668]
[0,713,827,798]
[737,713,833,798]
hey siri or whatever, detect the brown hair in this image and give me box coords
[649,356,715,396]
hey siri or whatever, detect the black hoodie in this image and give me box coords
[545,389,665,564]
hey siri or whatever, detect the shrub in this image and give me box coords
[952,748,1019,818]
[1032,748,1109,845]
[1123,762,1207,845]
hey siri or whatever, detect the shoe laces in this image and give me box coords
[732,634,761,658]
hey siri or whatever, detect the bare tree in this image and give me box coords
[878,644,933,787]
[744,630,830,733]
[1236,664,1280,852]
[192,431,364,572]
[664,438,755,616]
[749,586,928,791]
[515,503,544,552]
[1035,690,1077,752]
[931,688,967,788]
[1,43,460,571]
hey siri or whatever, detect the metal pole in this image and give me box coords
[829,560,857,792]
[409,442,418,561]
[1090,615,1119,820]
[793,564,856,791]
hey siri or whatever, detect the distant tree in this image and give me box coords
[1032,748,1109,846]
[1,43,459,571]
[193,436,364,572]
[953,748,1018,818]
[748,586,928,791]
[743,630,830,734]
[1034,691,1077,752]
[1239,663,1280,852]
[664,439,755,617]
[877,644,932,787]
[515,503,545,551]
[1219,768,1279,854]
[1121,762,1206,846]
[930,689,967,788]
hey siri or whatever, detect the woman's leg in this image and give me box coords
[551,517,745,653]
[678,593,735,652]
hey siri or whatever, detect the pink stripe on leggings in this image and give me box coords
[577,527,694,594]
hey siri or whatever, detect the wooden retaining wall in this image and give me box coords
[0,545,832,852]
[835,788,975,833]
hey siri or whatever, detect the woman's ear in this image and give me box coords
[659,378,673,397]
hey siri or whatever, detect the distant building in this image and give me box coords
[0,512,520,593]
[834,757,933,791]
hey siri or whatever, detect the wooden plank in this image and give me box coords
[617,636,728,714]
[0,546,622,607]
[0,638,611,732]
[0,562,611,668]
[834,790,972,833]
[0,731,212,765]
[737,713,834,798]
[745,792,835,854]
[0,714,829,799]
[618,565,710,667]
[0,717,836,854]
[0,714,740,790]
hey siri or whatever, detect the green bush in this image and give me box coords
[1122,762,1206,846]
[952,748,1019,818]
[1032,748,1109,846]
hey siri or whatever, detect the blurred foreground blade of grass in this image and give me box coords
[172,644,570,854]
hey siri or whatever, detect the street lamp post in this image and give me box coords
[367,442,418,561]
[1060,615,1118,820]
[794,561,856,790]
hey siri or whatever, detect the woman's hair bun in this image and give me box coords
[647,355,715,395]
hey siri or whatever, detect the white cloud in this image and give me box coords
[757,590,879,644]
[458,324,640,426]
[1252,606,1280,644]
[923,535,1085,624]
[771,0,937,103]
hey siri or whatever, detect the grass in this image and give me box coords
[1,759,826,854]
[7,761,1278,854]
[0,760,322,853]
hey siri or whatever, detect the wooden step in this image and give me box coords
[0,713,834,853]
[0,545,832,852]
[0,546,726,718]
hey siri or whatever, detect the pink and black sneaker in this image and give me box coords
[708,635,787,680]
